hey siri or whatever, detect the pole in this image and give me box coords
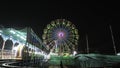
[86,34,89,54]
[109,25,117,55]
[55,40,58,53]
[1,40,5,59]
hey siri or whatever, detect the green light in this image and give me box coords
[51,21,55,26]
[47,24,51,29]
[44,29,47,34]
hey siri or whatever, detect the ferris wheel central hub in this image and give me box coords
[58,31,65,38]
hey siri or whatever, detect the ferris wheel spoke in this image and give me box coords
[65,39,74,50]
[66,38,77,49]
[45,37,53,42]
[63,40,72,52]
[67,40,75,47]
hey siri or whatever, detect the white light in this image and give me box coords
[73,51,77,56]
[46,54,50,59]
[10,30,16,34]
[10,36,12,40]
[0,30,2,33]
[117,53,120,55]
[20,36,26,41]
[17,34,20,37]
[12,45,19,57]
[4,37,8,41]
[0,30,2,35]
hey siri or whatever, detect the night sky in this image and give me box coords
[0,1,120,55]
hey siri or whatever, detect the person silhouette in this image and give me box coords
[60,60,63,68]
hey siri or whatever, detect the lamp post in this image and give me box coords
[109,25,117,55]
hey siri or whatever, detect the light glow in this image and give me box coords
[58,32,64,37]
[117,53,120,55]
[10,30,15,34]
[73,51,77,56]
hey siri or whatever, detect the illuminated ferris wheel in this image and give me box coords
[42,19,79,54]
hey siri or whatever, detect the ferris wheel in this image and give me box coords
[42,19,79,54]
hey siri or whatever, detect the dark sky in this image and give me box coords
[0,1,120,54]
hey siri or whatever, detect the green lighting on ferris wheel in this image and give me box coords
[42,19,79,54]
